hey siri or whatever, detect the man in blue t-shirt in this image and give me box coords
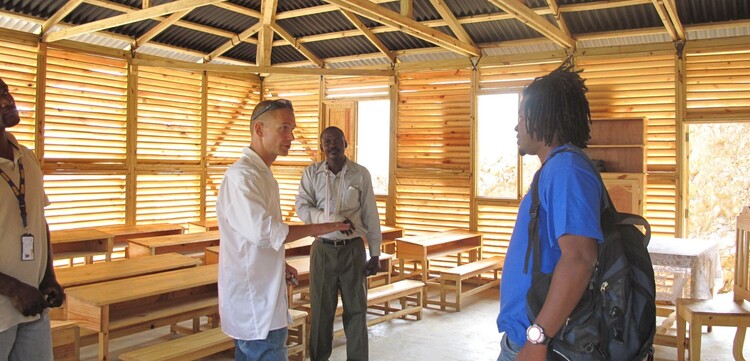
[496,61,604,361]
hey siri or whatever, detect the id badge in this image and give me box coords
[21,234,34,261]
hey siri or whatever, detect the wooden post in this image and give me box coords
[125,58,138,225]
[34,43,47,163]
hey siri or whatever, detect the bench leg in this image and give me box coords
[440,278,446,311]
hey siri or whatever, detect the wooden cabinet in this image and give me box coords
[586,118,646,215]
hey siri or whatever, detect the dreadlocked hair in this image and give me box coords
[523,58,591,148]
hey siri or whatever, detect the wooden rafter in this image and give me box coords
[653,0,684,41]
[135,9,190,48]
[546,0,572,41]
[205,22,263,63]
[271,23,325,68]
[142,0,150,8]
[42,0,84,33]
[257,0,277,67]
[339,9,396,63]
[44,0,226,43]
[427,0,474,45]
[486,0,575,49]
[324,0,480,57]
[401,0,413,18]
[215,2,262,19]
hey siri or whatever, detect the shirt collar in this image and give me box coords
[314,159,349,176]
[241,146,271,173]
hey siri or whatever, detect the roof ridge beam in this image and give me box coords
[324,0,480,57]
[487,0,575,49]
[44,0,227,43]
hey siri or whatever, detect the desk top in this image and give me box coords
[285,236,315,250]
[648,237,719,257]
[50,229,112,244]
[55,253,201,288]
[65,264,218,306]
[189,219,219,230]
[396,228,482,247]
[128,230,220,247]
[381,226,404,239]
[96,223,185,237]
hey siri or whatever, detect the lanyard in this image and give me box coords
[0,157,28,230]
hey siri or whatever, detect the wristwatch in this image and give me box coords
[526,323,550,345]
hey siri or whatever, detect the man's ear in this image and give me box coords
[253,121,263,137]
[344,140,348,149]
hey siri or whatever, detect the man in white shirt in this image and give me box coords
[296,126,382,361]
[0,77,65,361]
[217,99,351,361]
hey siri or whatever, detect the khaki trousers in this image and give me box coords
[308,238,368,361]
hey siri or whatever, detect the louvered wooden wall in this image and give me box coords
[3,34,748,244]
[396,69,473,235]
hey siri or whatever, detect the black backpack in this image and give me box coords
[525,146,656,361]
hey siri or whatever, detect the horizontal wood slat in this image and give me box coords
[206,72,260,166]
[685,49,750,123]
[135,173,201,224]
[44,174,126,230]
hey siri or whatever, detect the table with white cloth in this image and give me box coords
[648,236,722,347]
[648,236,721,303]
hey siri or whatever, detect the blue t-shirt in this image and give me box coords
[497,145,605,346]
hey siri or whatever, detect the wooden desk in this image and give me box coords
[379,225,404,254]
[396,229,482,300]
[96,223,185,245]
[65,264,219,361]
[187,219,219,233]
[51,229,114,263]
[56,253,201,288]
[285,236,315,256]
[205,246,219,265]
[52,253,201,321]
[126,230,220,258]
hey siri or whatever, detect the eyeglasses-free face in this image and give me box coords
[251,99,294,121]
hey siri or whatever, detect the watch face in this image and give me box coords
[527,325,543,342]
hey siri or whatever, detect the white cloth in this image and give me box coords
[295,159,381,256]
[0,138,50,332]
[217,147,291,341]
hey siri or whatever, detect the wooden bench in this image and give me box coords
[301,279,424,338]
[51,320,79,361]
[439,256,504,311]
[118,309,308,361]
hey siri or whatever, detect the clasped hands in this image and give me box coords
[11,277,65,317]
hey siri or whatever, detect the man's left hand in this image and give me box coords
[364,256,380,276]
[341,218,356,236]
[39,278,64,308]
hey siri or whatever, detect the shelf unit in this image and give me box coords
[585,118,647,215]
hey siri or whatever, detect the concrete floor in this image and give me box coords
[80,288,746,361]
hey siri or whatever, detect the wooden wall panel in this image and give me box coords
[137,67,203,164]
[395,69,472,234]
[324,75,390,100]
[0,40,38,148]
[477,202,519,256]
[685,49,750,123]
[577,53,677,236]
[135,173,201,224]
[44,174,126,230]
[44,48,128,163]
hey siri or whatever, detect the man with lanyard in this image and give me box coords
[217,99,351,361]
[0,78,65,360]
[296,126,382,361]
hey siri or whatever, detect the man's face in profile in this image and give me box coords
[0,79,21,128]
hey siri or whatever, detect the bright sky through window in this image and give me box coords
[357,99,390,195]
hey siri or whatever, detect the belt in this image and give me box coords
[319,237,361,247]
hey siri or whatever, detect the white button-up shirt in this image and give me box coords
[217,147,291,341]
[295,159,381,256]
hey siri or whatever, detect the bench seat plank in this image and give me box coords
[440,256,504,311]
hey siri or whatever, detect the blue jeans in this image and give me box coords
[0,311,53,361]
[497,333,522,361]
[234,327,288,361]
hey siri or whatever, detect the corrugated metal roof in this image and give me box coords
[277,11,354,37]
[1,0,749,68]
